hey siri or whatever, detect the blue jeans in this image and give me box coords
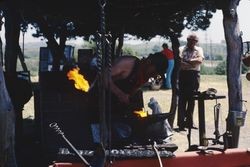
[91,122,131,144]
[165,59,174,89]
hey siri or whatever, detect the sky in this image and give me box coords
[0,0,249,44]
[181,0,250,43]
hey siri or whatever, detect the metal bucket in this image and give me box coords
[231,110,247,127]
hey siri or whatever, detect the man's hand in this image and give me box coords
[189,57,203,66]
[181,60,193,70]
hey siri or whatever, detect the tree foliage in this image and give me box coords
[0,0,223,41]
[0,0,229,71]
[215,60,227,75]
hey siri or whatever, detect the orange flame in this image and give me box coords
[67,67,90,92]
[134,109,148,118]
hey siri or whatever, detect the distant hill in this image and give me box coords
[21,39,227,59]
[123,41,227,59]
[9,40,227,76]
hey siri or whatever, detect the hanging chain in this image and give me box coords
[99,0,106,34]
[96,34,102,76]
[106,33,112,157]
[106,34,112,73]
[96,0,112,152]
[96,0,107,75]
[96,0,106,148]
[98,0,106,8]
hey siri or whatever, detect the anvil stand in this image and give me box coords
[188,91,226,150]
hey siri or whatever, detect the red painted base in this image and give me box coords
[50,148,250,167]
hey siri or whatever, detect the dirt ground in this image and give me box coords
[142,75,250,152]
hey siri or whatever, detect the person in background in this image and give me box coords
[177,33,204,131]
[162,43,174,89]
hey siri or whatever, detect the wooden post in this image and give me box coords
[222,0,242,148]
[168,34,180,128]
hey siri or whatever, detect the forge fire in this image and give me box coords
[67,67,90,92]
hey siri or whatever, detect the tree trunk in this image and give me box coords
[0,66,17,167]
[0,16,3,67]
[59,25,67,60]
[36,16,65,71]
[17,45,28,72]
[0,36,3,67]
[3,4,21,74]
[168,35,181,128]
[116,31,124,57]
[222,0,242,148]
[111,34,117,61]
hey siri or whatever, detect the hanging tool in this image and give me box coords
[49,122,91,167]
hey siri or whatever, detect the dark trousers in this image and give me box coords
[177,70,200,128]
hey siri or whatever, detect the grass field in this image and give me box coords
[23,74,250,152]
